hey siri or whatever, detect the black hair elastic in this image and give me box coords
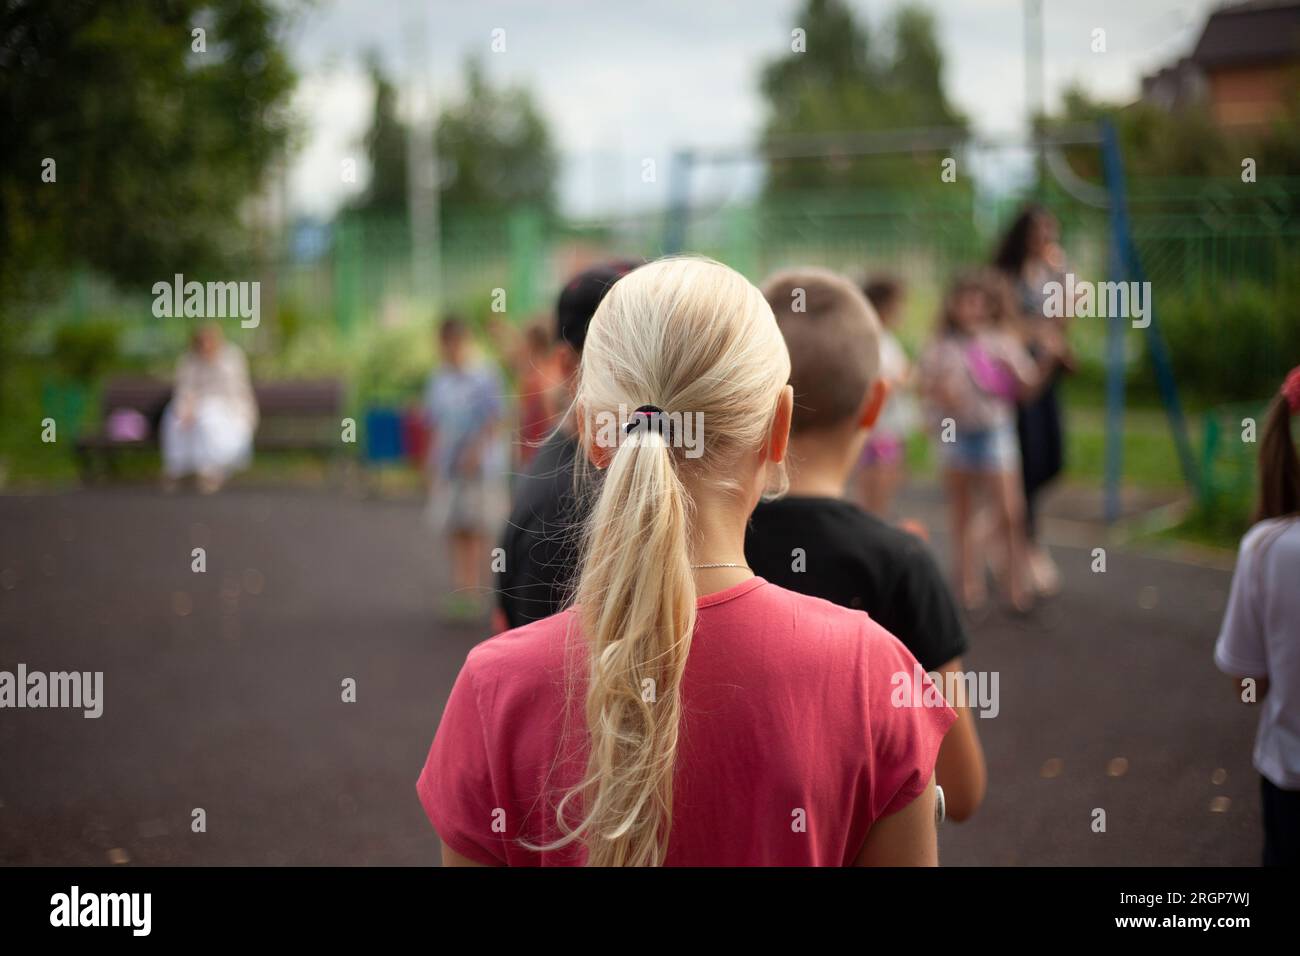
[624,404,674,443]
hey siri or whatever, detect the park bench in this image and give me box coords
[75,376,346,480]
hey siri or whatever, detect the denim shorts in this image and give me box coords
[939,422,1020,473]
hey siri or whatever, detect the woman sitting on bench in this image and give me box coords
[161,323,258,494]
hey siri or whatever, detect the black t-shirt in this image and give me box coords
[497,431,588,629]
[744,496,968,672]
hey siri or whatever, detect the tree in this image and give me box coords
[435,58,556,218]
[0,0,296,437]
[346,56,556,223]
[1044,81,1300,182]
[0,0,297,294]
[759,0,967,196]
[348,52,409,219]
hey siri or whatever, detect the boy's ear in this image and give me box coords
[767,384,794,464]
[552,342,581,382]
[859,379,888,431]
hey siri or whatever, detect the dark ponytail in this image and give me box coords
[1254,372,1300,523]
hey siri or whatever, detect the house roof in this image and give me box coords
[1191,0,1300,68]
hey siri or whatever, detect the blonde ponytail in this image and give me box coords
[542,256,790,866]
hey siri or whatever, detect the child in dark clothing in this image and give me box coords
[745,267,987,821]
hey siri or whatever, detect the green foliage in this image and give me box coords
[274,294,307,352]
[1048,82,1300,180]
[1065,406,1191,491]
[51,320,120,381]
[1169,497,1254,551]
[251,317,435,412]
[436,59,557,217]
[354,323,435,407]
[0,0,298,418]
[760,0,968,195]
[0,0,298,288]
[1254,77,1300,175]
[348,55,557,222]
[349,51,409,219]
[1156,280,1300,404]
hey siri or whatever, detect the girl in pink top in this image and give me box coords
[418,257,955,866]
[919,272,1059,613]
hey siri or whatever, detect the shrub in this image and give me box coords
[1153,280,1299,405]
[51,321,120,382]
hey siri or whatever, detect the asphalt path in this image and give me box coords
[0,486,1262,865]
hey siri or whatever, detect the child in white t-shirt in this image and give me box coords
[1215,366,1300,865]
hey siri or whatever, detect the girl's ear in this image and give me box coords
[577,404,613,469]
[767,385,794,465]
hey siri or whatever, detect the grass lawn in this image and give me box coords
[903,391,1253,551]
[905,402,1193,491]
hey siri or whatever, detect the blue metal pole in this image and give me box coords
[1100,121,1199,502]
[1099,120,1128,524]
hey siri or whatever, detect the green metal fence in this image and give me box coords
[23,175,1299,501]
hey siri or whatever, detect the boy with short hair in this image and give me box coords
[745,267,987,821]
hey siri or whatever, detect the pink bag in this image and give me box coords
[965,341,1018,402]
[106,408,149,443]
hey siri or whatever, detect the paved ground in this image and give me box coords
[0,484,1264,866]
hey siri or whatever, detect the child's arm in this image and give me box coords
[918,346,961,413]
[999,331,1061,402]
[932,656,987,822]
[439,839,494,867]
[455,371,505,475]
[1214,534,1270,702]
[456,418,498,475]
[854,776,939,866]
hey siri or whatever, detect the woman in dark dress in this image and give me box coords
[992,205,1074,597]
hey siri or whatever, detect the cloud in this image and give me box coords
[288,65,374,217]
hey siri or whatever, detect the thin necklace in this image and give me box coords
[690,562,750,570]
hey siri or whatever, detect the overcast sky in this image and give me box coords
[282,0,1222,219]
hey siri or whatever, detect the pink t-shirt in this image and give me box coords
[417,577,955,866]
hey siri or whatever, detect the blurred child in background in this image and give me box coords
[919,272,1058,613]
[515,319,559,467]
[858,275,914,517]
[1215,366,1300,866]
[424,317,508,622]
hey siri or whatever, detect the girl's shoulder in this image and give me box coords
[462,611,578,699]
[1242,516,1300,563]
[743,581,909,665]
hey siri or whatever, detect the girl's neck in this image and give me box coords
[691,565,754,595]
[687,485,757,596]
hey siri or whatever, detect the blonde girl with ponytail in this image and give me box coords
[418,257,956,866]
